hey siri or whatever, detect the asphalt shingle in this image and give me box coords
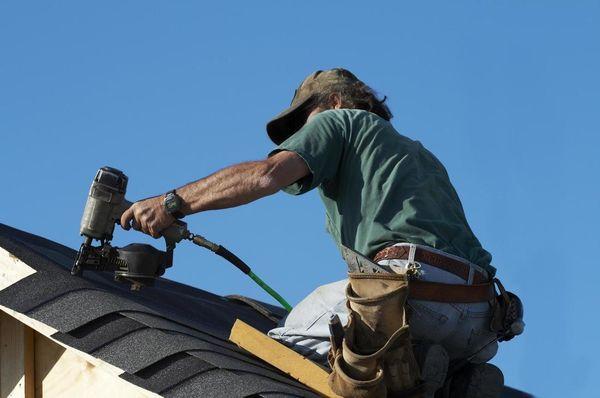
[0,223,318,398]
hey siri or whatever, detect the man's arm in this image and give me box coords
[120,151,309,238]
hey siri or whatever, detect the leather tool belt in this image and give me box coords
[373,245,494,303]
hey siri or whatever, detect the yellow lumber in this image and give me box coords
[229,319,341,398]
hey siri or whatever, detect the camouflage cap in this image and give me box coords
[266,68,361,145]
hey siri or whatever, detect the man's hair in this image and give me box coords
[315,80,393,121]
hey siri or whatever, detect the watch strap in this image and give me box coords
[164,190,185,219]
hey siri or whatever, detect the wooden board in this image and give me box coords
[0,244,36,396]
[0,248,133,380]
[23,327,34,398]
[0,309,160,398]
[0,311,26,398]
[0,246,160,398]
[229,319,341,398]
[0,247,35,291]
[33,332,156,398]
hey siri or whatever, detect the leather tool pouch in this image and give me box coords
[489,278,525,341]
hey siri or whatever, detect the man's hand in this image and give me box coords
[120,196,175,238]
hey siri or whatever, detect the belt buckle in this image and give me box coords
[406,244,423,278]
[407,261,422,278]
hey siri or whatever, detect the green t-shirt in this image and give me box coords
[271,109,494,274]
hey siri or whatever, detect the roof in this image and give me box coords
[0,223,533,398]
[0,223,319,398]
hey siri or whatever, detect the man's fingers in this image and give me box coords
[140,217,159,239]
[146,220,157,238]
[149,226,161,239]
[131,220,141,231]
[120,206,135,230]
[147,218,160,238]
[119,199,165,239]
[139,218,150,236]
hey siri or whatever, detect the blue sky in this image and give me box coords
[1,2,598,396]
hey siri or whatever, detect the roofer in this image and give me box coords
[121,68,522,398]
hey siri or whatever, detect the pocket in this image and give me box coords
[466,301,493,319]
[407,299,462,342]
[409,300,450,325]
[465,302,495,341]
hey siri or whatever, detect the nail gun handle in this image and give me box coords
[116,200,134,220]
[117,199,189,248]
[161,220,189,246]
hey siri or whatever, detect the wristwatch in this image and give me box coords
[163,190,185,219]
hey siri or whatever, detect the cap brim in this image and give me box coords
[266,95,316,145]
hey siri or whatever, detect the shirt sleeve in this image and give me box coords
[269,110,346,195]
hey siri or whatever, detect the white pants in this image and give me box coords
[268,244,498,366]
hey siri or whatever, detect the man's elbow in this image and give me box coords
[258,152,309,194]
[257,157,287,195]
[257,171,282,195]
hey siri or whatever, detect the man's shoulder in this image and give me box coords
[304,109,369,137]
[309,109,409,149]
[318,108,384,121]
[315,109,392,135]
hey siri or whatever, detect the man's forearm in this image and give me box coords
[177,159,282,215]
[120,151,308,237]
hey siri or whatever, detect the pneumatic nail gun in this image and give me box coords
[71,166,190,290]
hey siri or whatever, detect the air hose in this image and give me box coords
[187,233,292,312]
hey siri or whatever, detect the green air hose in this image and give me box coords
[188,234,292,312]
[247,271,292,312]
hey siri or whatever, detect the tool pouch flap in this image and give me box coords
[339,244,389,274]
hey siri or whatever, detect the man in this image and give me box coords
[121,69,505,397]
